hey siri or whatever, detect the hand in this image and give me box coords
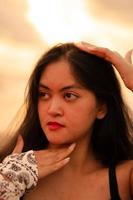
[75,42,133,91]
[34,144,75,179]
[13,135,76,179]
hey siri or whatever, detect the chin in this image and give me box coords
[45,131,75,146]
[48,139,67,145]
[47,137,73,147]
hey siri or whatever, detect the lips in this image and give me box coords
[47,122,65,130]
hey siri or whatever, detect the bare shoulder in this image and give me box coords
[116,160,133,179]
[116,160,133,199]
[123,160,133,197]
[118,160,133,169]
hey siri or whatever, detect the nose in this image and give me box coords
[47,97,63,116]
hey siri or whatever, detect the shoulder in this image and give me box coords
[116,160,133,198]
[127,160,133,197]
[116,160,133,180]
[118,160,133,169]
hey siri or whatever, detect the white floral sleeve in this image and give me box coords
[0,150,38,200]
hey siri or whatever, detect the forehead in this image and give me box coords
[39,59,79,86]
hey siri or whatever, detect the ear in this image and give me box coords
[96,103,107,120]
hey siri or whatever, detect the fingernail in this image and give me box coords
[64,157,70,163]
[81,41,89,45]
[75,41,87,47]
[68,143,76,151]
[76,42,95,50]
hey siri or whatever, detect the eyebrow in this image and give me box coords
[38,83,83,92]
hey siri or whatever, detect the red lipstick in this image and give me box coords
[47,122,64,130]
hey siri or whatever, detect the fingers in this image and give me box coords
[75,42,97,54]
[38,156,71,179]
[34,143,76,166]
[75,42,132,67]
[75,42,133,90]
[12,135,24,154]
[49,143,76,164]
[125,49,133,64]
[75,41,131,72]
[34,143,76,179]
[75,42,113,62]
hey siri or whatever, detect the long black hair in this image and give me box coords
[16,43,133,166]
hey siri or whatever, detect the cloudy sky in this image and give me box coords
[0,0,133,134]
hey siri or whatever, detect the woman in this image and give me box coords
[21,42,133,199]
[0,42,133,200]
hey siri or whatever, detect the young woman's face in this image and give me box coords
[38,59,106,146]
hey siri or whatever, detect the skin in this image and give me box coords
[12,135,76,180]
[22,59,132,200]
[1,45,132,200]
[38,59,106,147]
[75,42,133,91]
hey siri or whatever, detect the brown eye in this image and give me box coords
[64,93,78,101]
[38,91,50,100]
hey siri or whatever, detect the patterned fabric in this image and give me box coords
[0,150,38,200]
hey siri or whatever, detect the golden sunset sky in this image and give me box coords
[0,0,133,133]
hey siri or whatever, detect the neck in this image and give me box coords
[66,139,102,174]
[50,136,102,175]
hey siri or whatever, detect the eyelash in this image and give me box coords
[63,93,78,101]
[38,91,79,101]
[38,92,49,99]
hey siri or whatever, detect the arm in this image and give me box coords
[0,150,38,200]
[75,42,133,91]
[0,135,75,200]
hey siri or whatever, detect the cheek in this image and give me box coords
[67,103,98,129]
[38,102,46,122]
[65,107,97,142]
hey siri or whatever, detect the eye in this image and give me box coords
[64,92,78,101]
[38,91,50,100]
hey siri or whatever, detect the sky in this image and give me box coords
[0,0,133,141]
